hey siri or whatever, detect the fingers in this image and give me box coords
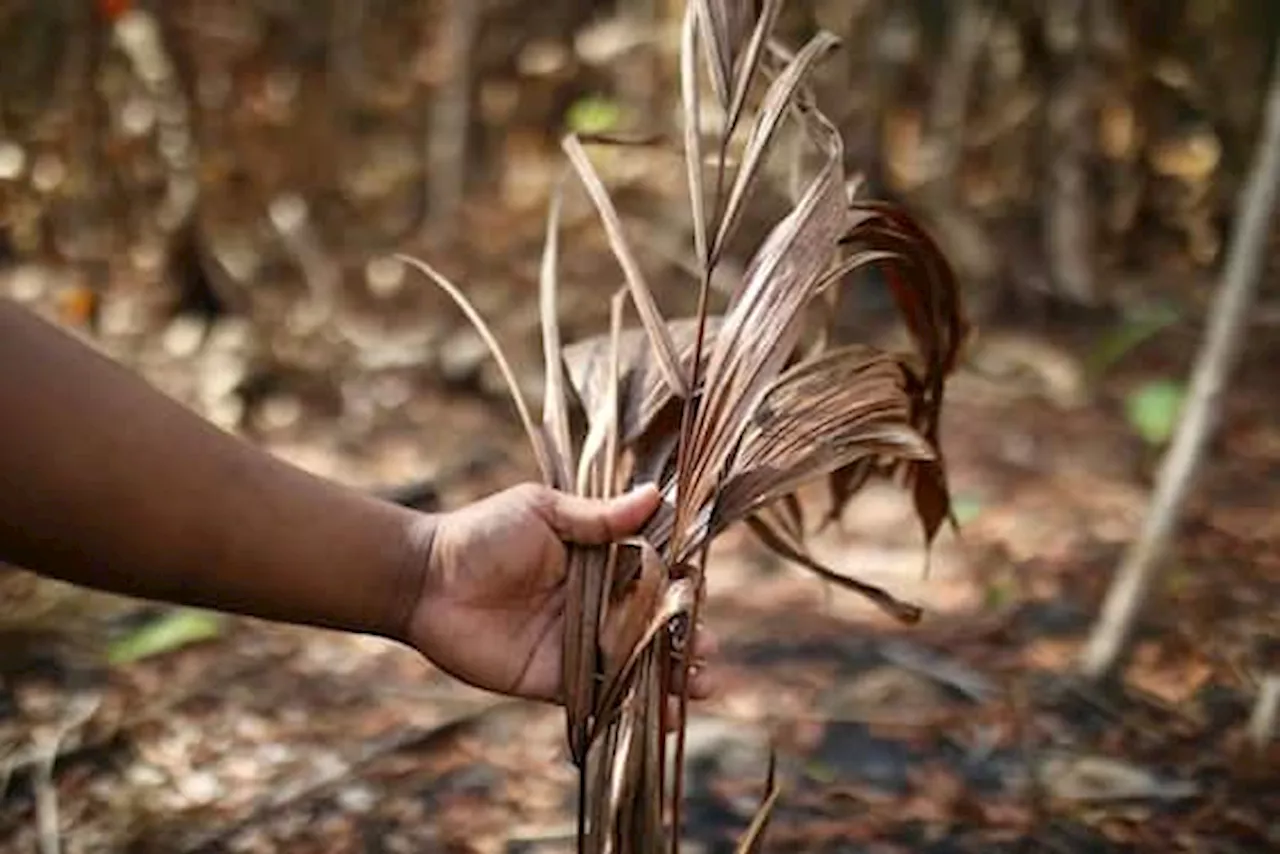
[540,483,662,544]
[670,623,718,700]
[666,660,714,700]
[662,666,713,732]
[689,626,718,699]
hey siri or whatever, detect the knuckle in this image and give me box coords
[512,482,551,509]
[525,485,566,528]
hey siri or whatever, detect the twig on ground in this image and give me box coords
[1,720,18,801]
[179,698,514,854]
[1079,41,1280,681]
[879,639,997,702]
[1009,679,1047,852]
[32,744,61,854]
[1247,674,1280,749]
[31,691,101,854]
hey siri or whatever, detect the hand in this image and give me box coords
[406,483,716,704]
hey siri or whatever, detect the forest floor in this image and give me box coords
[2,191,1279,853]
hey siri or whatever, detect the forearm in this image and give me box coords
[0,299,432,643]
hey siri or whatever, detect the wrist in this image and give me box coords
[386,507,440,648]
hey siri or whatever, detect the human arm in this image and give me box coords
[0,297,429,643]
[0,299,705,702]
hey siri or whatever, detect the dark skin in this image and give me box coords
[0,299,714,704]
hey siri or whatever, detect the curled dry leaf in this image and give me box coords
[538,178,574,491]
[595,541,695,741]
[563,316,725,443]
[562,134,689,400]
[718,345,936,526]
[735,750,781,854]
[399,4,967,851]
[712,28,843,264]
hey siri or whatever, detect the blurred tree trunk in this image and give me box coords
[1079,39,1280,682]
[926,0,990,203]
[1042,0,1098,306]
[425,0,481,232]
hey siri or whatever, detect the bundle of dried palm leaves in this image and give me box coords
[399,2,968,850]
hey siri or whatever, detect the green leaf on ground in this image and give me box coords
[566,94,624,135]
[1125,380,1186,446]
[983,576,1018,611]
[107,609,225,665]
[804,761,838,784]
[951,494,985,526]
[1086,302,1181,380]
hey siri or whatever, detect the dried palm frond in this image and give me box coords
[398,2,968,850]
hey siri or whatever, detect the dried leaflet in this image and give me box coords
[399,2,968,850]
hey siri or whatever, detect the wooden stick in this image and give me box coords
[1079,42,1280,681]
[1248,674,1280,749]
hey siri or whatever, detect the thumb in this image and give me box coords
[543,483,663,544]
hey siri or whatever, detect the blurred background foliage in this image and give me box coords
[2,0,1278,321]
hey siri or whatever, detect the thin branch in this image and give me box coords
[1079,42,1280,681]
[1248,674,1280,749]
[178,699,513,854]
[33,691,101,854]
